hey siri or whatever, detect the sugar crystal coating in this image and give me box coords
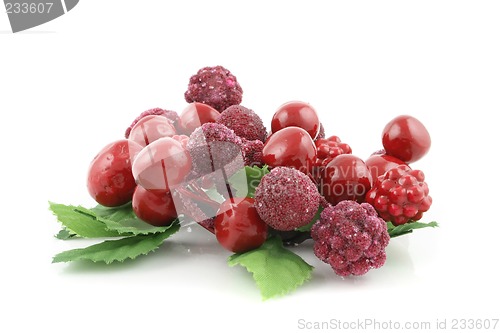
[184,66,243,112]
[241,138,264,167]
[311,200,389,277]
[187,123,244,176]
[125,108,180,138]
[216,105,267,142]
[254,167,320,231]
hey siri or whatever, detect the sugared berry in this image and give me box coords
[216,105,267,142]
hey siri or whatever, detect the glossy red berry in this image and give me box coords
[132,186,177,226]
[365,154,407,181]
[320,155,372,205]
[87,139,143,207]
[271,101,320,140]
[214,197,268,253]
[132,137,192,191]
[366,164,432,225]
[315,136,352,167]
[262,126,317,173]
[382,115,431,163]
[179,102,220,135]
[129,115,177,147]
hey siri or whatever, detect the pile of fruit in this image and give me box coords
[50,66,437,299]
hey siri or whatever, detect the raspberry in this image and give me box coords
[184,66,243,112]
[216,105,267,142]
[365,164,432,225]
[314,136,352,167]
[254,167,320,231]
[125,108,180,138]
[311,200,389,277]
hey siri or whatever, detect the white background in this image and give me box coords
[1,1,499,332]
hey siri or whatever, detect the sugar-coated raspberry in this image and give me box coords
[254,167,320,231]
[365,164,432,225]
[187,123,244,176]
[216,105,267,142]
[125,108,180,138]
[311,200,390,277]
[184,66,243,112]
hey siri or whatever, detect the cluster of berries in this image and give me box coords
[86,65,432,277]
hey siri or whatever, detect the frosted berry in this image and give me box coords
[311,200,390,277]
[365,164,432,225]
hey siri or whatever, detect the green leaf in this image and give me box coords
[228,237,313,300]
[76,204,172,235]
[55,228,79,240]
[388,221,439,238]
[296,206,324,232]
[52,223,180,264]
[228,165,270,198]
[49,202,123,238]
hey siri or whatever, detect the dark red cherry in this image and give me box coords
[214,197,268,253]
[129,115,177,147]
[382,115,431,163]
[320,154,372,205]
[271,101,320,140]
[365,154,407,181]
[179,102,220,135]
[262,126,317,173]
[132,186,177,226]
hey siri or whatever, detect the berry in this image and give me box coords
[365,154,407,181]
[132,186,177,226]
[125,108,180,138]
[311,200,390,277]
[254,167,320,231]
[187,122,244,176]
[214,197,268,253]
[179,102,220,135]
[241,138,264,167]
[128,115,177,147]
[87,139,142,207]
[271,101,320,140]
[172,134,189,150]
[216,105,267,142]
[262,126,317,174]
[320,155,372,205]
[132,137,192,191]
[382,115,431,163]
[314,135,352,167]
[365,164,432,225]
[184,65,243,112]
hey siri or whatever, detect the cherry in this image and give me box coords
[129,115,177,147]
[271,101,320,140]
[262,126,317,173]
[132,137,192,191]
[214,197,268,253]
[132,186,177,226]
[365,154,407,181]
[179,102,220,135]
[382,115,431,163]
[320,154,372,205]
[87,139,143,207]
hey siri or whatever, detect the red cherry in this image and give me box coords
[271,101,320,139]
[214,197,268,253]
[365,154,407,181]
[132,186,177,226]
[179,102,220,135]
[129,115,177,147]
[87,139,143,207]
[320,155,372,205]
[382,115,431,163]
[262,126,317,173]
[132,137,192,191]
